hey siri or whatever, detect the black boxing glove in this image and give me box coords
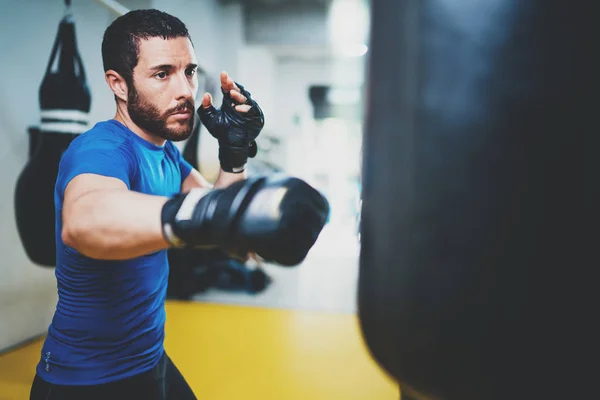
[198,82,265,173]
[161,175,330,266]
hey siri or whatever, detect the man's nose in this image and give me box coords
[173,72,194,100]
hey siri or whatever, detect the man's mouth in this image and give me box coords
[171,108,193,118]
[172,108,192,115]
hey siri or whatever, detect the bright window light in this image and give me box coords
[328,0,370,57]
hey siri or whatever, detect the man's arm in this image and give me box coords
[61,173,171,260]
[214,169,248,188]
[181,168,247,192]
[62,172,330,266]
[65,167,248,260]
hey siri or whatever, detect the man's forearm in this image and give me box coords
[62,189,171,260]
[181,168,247,193]
[213,168,248,189]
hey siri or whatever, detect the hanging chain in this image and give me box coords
[64,0,73,18]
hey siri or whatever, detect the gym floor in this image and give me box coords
[0,223,400,399]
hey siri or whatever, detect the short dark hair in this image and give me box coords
[102,9,192,87]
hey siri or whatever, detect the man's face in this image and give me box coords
[128,36,199,142]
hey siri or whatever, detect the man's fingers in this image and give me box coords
[230,89,247,104]
[220,71,238,92]
[201,92,213,108]
[220,71,228,87]
[228,78,238,91]
[235,104,252,113]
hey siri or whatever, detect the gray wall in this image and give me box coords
[0,0,233,353]
[0,0,118,353]
[244,2,330,46]
[0,0,366,352]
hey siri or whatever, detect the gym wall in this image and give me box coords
[273,56,364,177]
[0,0,363,354]
[0,0,118,354]
[0,0,238,354]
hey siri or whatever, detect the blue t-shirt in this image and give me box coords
[36,119,193,385]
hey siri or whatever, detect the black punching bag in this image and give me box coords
[14,12,91,267]
[358,1,592,400]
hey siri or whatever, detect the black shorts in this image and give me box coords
[29,352,197,400]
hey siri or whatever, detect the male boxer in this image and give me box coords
[29,9,328,400]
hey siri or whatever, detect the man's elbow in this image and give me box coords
[61,218,97,257]
[61,224,75,249]
[62,219,83,250]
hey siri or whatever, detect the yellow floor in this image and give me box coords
[0,300,399,399]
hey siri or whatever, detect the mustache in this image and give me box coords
[167,99,195,115]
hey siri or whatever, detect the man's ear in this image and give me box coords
[105,70,129,102]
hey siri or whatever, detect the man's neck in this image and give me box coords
[113,107,166,147]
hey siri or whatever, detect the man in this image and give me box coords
[29,9,329,400]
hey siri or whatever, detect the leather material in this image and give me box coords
[161,175,329,267]
[197,82,264,172]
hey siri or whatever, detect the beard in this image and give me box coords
[127,84,195,142]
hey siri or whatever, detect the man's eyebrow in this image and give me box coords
[148,64,174,71]
[147,63,198,71]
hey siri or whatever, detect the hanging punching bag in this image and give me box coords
[358,1,592,399]
[14,9,91,267]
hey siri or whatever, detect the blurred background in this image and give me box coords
[0,0,368,334]
[0,0,399,398]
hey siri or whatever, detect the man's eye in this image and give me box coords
[156,72,167,79]
[186,68,197,77]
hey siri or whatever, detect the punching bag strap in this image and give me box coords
[62,0,87,84]
[39,2,91,135]
[44,18,79,79]
[73,35,86,83]
[43,0,76,78]
[43,20,65,79]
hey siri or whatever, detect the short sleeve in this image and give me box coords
[56,139,133,200]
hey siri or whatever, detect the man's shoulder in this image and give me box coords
[69,120,133,152]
